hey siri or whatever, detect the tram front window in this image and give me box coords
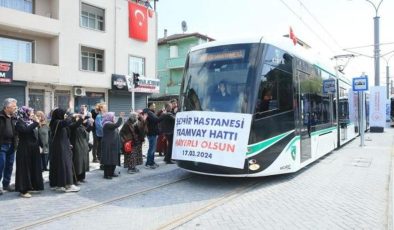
[181,43,259,113]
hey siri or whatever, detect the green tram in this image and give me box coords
[173,37,367,177]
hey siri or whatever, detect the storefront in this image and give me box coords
[108,74,153,115]
[74,91,105,113]
[26,83,106,115]
[26,82,73,114]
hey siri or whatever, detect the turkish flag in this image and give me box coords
[129,2,148,41]
[289,27,297,46]
[148,9,154,18]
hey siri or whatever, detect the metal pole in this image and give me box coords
[131,83,135,112]
[359,91,365,146]
[132,90,135,112]
[391,79,393,95]
[387,65,390,99]
[130,78,135,113]
[374,16,380,86]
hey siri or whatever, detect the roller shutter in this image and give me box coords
[0,81,26,107]
[108,91,147,115]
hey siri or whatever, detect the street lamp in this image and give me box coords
[365,0,384,86]
[382,51,394,98]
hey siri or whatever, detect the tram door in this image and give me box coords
[296,69,312,163]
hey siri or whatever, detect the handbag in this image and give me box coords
[123,140,133,154]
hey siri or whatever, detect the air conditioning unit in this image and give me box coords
[74,87,86,96]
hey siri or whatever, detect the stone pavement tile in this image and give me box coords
[0,157,180,230]
[26,175,254,230]
[176,129,394,229]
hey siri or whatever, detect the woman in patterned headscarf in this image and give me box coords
[119,112,147,174]
[101,112,123,179]
[15,106,43,198]
[119,113,138,173]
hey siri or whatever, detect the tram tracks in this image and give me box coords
[157,179,262,230]
[14,171,264,230]
[14,174,194,230]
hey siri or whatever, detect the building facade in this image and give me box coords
[157,32,214,97]
[0,0,158,115]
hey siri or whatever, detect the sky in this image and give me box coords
[156,0,394,86]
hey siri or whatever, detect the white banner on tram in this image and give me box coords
[172,111,252,169]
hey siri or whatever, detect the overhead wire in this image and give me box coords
[295,0,343,50]
[279,0,337,54]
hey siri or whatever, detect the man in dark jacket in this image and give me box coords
[0,98,18,195]
[143,102,160,169]
[159,103,176,164]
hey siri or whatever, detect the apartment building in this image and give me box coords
[0,0,158,114]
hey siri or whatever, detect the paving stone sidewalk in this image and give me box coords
[177,128,394,230]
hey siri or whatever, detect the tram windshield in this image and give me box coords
[181,43,260,113]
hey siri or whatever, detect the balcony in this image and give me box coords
[166,57,186,69]
[14,63,60,84]
[0,7,59,38]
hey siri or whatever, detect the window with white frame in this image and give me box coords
[0,36,32,63]
[80,3,105,31]
[81,46,104,72]
[0,0,33,13]
[128,56,145,76]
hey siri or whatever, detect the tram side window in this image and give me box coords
[256,68,292,116]
[301,78,332,129]
[308,94,331,126]
[338,87,349,121]
[303,87,332,127]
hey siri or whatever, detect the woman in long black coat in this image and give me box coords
[101,112,123,179]
[49,108,80,192]
[69,114,87,184]
[15,106,44,198]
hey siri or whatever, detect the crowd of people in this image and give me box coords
[0,97,178,198]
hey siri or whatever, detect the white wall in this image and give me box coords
[50,37,59,66]
[50,0,59,19]
[57,0,113,88]
[35,0,52,18]
[35,37,54,64]
[0,7,60,36]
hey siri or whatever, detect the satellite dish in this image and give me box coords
[181,21,187,33]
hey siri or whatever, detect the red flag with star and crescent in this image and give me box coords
[129,1,148,41]
[289,27,297,46]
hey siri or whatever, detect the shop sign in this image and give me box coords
[0,61,13,84]
[125,75,160,93]
[111,74,128,91]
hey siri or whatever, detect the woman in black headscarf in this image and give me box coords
[69,113,90,184]
[15,106,44,198]
[49,108,80,192]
